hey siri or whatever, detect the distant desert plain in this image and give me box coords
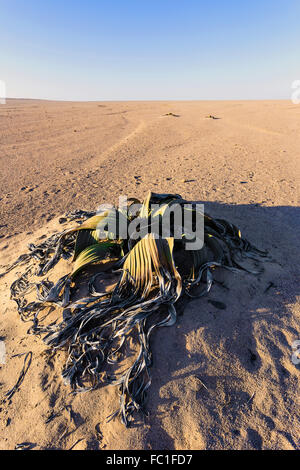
[0,99,299,450]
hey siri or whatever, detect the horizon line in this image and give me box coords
[3,97,292,103]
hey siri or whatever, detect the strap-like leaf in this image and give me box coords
[119,234,182,300]
[73,229,99,261]
[71,242,119,278]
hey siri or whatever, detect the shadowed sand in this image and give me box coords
[0,100,299,450]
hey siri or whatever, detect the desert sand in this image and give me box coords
[0,99,299,450]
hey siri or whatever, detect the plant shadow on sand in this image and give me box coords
[131,202,300,450]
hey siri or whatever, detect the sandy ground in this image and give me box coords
[0,99,299,450]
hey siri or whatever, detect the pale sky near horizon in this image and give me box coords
[1,0,299,101]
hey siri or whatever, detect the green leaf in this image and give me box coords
[119,234,182,300]
[71,242,118,278]
[73,229,99,261]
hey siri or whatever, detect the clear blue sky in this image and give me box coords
[1,0,299,100]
